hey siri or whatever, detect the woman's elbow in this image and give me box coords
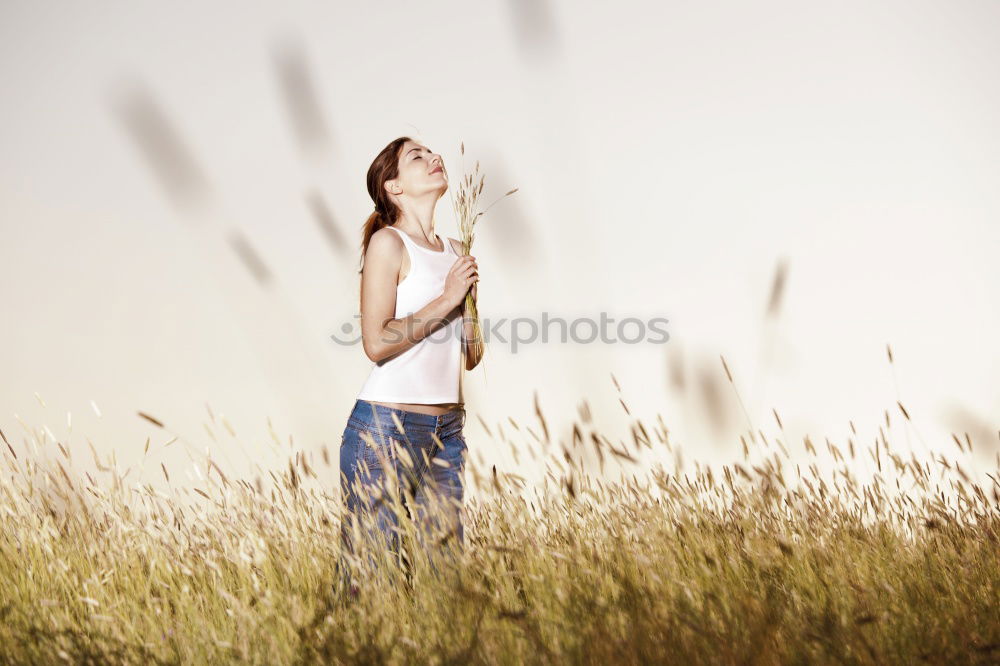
[362,339,385,364]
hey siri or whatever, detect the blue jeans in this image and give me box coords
[337,399,468,587]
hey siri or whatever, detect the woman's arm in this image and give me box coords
[360,229,463,363]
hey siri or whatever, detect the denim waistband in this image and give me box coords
[348,399,465,435]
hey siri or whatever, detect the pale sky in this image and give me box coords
[1,0,997,500]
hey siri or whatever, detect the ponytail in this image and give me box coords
[359,136,411,274]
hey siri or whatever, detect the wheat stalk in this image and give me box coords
[448,141,518,374]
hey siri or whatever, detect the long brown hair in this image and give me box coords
[358,136,412,274]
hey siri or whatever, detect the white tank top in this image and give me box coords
[356,225,464,404]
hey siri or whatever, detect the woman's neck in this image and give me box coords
[394,199,437,242]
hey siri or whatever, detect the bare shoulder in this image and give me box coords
[367,226,404,256]
[447,237,464,255]
[362,227,406,279]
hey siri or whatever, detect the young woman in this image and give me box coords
[337,137,481,594]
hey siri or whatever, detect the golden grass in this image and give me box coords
[0,390,998,665]
[448,141,518,374]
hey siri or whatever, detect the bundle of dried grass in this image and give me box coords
[448,141,518,372]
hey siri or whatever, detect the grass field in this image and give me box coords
[1,396,998,665]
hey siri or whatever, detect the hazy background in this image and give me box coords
[1,0,997,498]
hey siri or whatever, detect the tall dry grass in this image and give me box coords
[1,385,998,665]
[448,141,517,374]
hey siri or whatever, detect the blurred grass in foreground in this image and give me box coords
[1,392,998,665]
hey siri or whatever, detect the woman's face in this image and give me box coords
[387,141,448,199]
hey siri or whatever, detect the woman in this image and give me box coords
[337,137,481,595]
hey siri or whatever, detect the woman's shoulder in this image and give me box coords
[364,226,406,264]
[369,226,405,249]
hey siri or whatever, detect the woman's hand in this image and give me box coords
[443,255,478,309]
